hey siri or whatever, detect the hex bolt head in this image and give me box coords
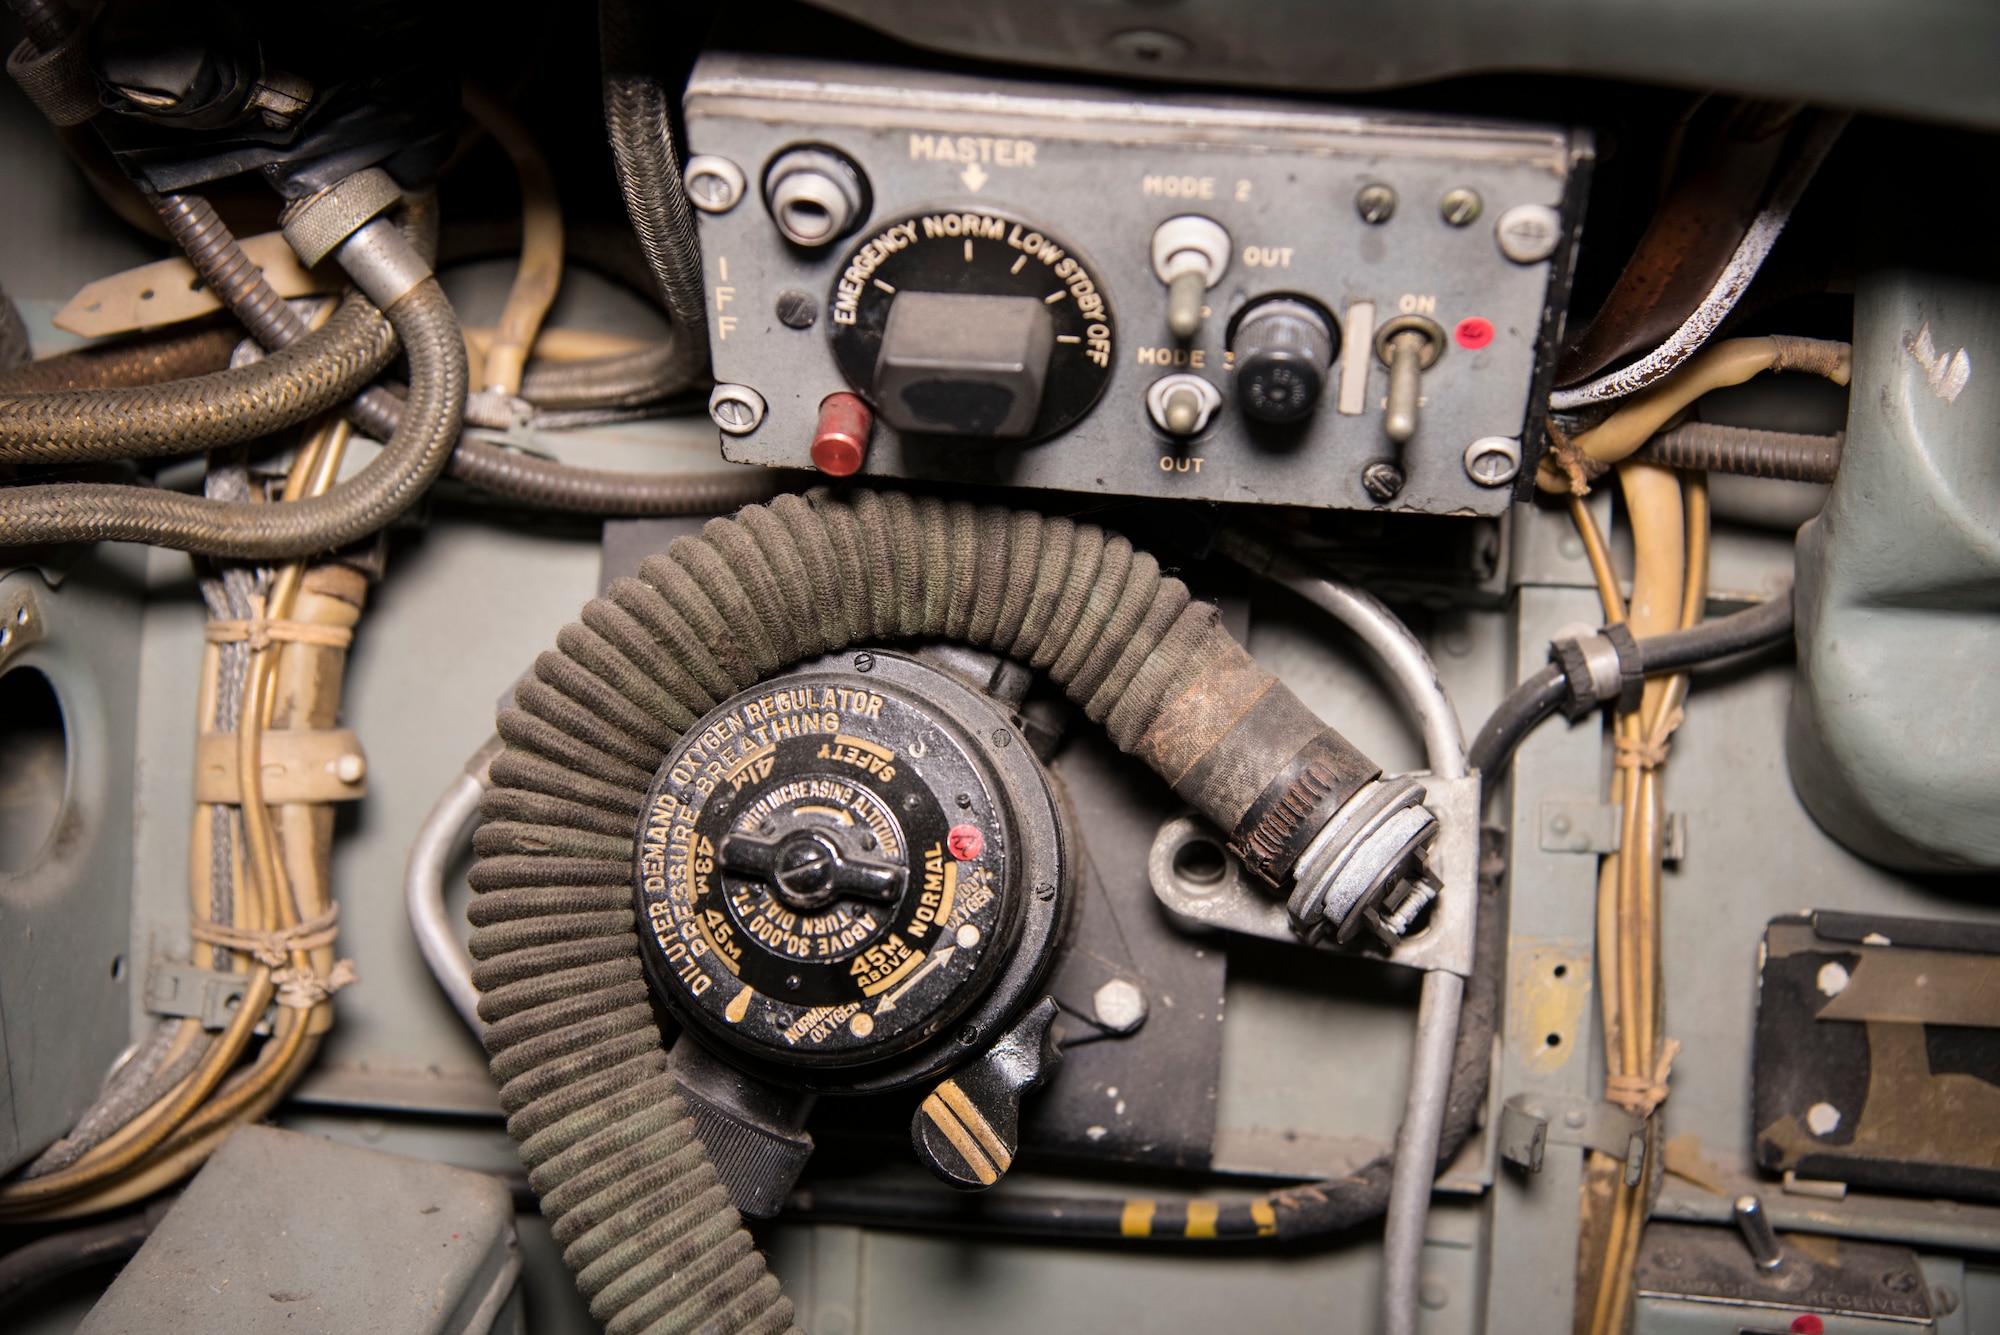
[1362,460,1406,503]
[1091,979,1148,1034]
[1356,183,1398,224]
[683,155,747,214]
[1440,188,1483,226]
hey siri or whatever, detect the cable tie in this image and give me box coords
[205,618,354,651]
[1606,1037,1682,1117]
[188,904,341,969]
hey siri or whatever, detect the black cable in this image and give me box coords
[0,1200,169,1311]
[1466,665,1567,779]
[1467,590,1796,781]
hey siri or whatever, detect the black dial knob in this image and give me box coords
[1231,298,1338,424]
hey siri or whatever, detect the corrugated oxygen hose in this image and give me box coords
[472,489,1415,1332]
[0,278,465,557]
[0,296,396,466]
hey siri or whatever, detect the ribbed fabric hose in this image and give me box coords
[1634,421,1842,483]
[0,279,465,557]
[520,337,698,411]
[473,489,1359,1332]
[0,296,396,466]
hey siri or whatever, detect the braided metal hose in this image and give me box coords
[0,324,241,393]
[0,296,397,466]
[520,337,697,411]
[472,489,1409,1331]
[0,278,465,557]
[599,0,709,356]
[446,438,774,515]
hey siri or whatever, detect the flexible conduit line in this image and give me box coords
[0,278,465,558]
[0,296,396,466]
[1549,112,1850,411]
[599,0,710,356]
[1218,531,1470,1335]
[408,738,502,1036]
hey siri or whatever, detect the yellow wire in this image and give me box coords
[462,81,564,395]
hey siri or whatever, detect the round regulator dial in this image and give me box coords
[827,208,1115,442]
[635,651,1068,1086]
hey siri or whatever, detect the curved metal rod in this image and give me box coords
[1219,532,1468,780]
[1221,529,1469,1335]
[403,739,500,1036]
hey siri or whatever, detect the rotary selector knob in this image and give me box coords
[827,209,1115,442]
[635,652,1070,1088]
[1230,298,1340,424]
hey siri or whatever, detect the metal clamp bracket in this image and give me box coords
[146,961,256,1030]
[1499,1092,1646,1184]
[1148,772,1479,977]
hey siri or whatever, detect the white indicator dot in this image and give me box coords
[956,923,981,949]
[849,1011,875,1038]
[1817,962,1850,997]
[1806,1102,1842,1136]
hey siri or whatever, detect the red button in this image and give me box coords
[811,392,873,477]
[1455,317,1495,350]
[1790,1316,1824,1334]
[947,824,984,861]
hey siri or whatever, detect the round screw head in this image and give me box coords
[1495,203,1563,263]
[1441,188,1483,226]
[1092,979,1148,1034]
[1464,435,1523,487]
[1362,460,1405,503]
[774,289,818,329]
[1356,183,1397,224]
[683,155,747,214]
[708,384,767,435]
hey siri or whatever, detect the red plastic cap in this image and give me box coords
[812,393,873,477]
[1455,316,1495,350]
[1790,1317,1824,1335]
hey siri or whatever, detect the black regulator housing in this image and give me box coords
[634,649,1073,1096]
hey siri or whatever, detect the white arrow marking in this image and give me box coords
[875,946,956,1014]
[960,162,989,192]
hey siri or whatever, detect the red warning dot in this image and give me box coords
[1790,1317,1824,1335]
[947,824,984,861]
[1455,317,1495,350]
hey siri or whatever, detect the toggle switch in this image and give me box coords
[1146,373,1223,437]
[1150,215,1231,339]
[1373,315,1445,444]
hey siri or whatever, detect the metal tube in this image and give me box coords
[1383,969,1465,1335]
[1228,542,1468,780]
[403,747,497,1036]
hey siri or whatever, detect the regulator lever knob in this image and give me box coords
[911,997,1061,1190]
[717,826,907,912]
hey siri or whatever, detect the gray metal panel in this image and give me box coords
[685,54,1583,515]
[78,1125,519,1335]
[0,552,146,1173]
[804,0,2000,132]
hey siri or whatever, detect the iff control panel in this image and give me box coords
[684,54,1589,515]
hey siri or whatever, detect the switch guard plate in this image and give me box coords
[687,54,1588,515]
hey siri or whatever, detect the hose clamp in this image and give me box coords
[1551,623,1643,719]
[1287,775,1439,945]
[328,217,433,312]
[282,168,403,268]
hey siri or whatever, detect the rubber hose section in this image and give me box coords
[470,489,1399,1330]
[0,279,466,557]
[0,295,396,465]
